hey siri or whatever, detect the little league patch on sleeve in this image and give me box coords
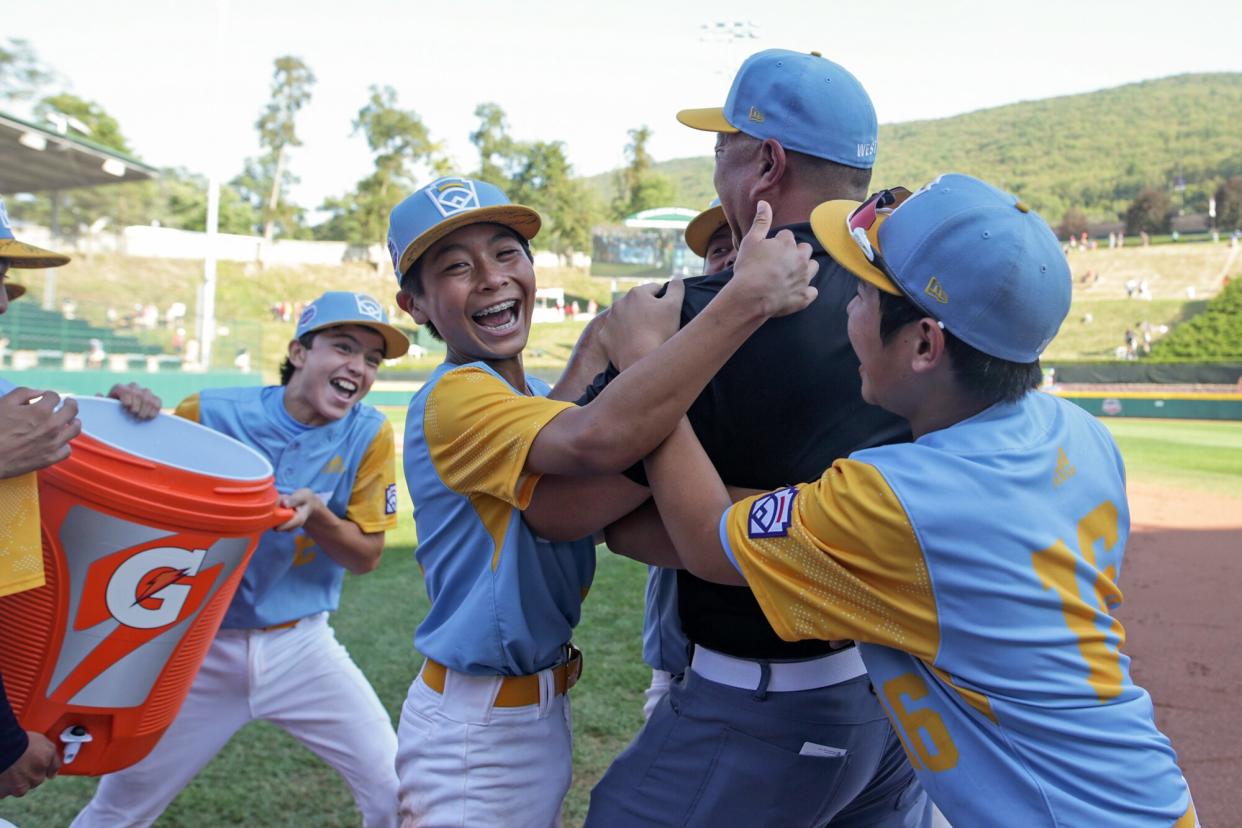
[385,483,398,515]
[748,487,797,538]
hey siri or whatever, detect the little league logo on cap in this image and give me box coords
[426,178,482,217]
[387,176,541,283]
[677,49,878,170]
[810,173,1072,363]
[294,291,410,359]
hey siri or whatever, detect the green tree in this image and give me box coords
[470,102,517,189]
[1058,206,1089,240]
[1124,187,1173,235]
[510,140,597,259]
[0,38,52,104]
[35,93,132,153]
[316,86,448,245]
[611,125,675,220]
[247,56,315,241]
[1214,176,1242,232]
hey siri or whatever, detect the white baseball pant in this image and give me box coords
[396,664,573,828]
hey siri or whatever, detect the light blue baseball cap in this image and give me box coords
[295,290,410,359]
[811,174,1072,363]
[678,49,877,169]
[387,176,541,284]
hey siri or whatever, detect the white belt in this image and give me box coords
[690,645,866,692]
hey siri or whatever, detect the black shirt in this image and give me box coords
[580,223,910,659]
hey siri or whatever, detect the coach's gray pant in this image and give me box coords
[586,655,930,827]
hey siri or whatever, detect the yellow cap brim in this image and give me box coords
[3,282,26,300]
[684,205,729,257]
[396,205,541,278]
[676,107,738,133]
[809,199,902,296]
[0,238,71,269]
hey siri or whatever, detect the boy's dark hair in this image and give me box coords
[279,331,318,385]
[397,226,535,343]
[878,289,1041,404]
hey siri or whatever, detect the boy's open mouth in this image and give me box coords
[471,299,521,334]
[329,377,359,401]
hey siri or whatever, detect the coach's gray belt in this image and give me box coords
[690,644,866,692]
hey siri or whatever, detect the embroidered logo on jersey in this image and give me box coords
[1052,447,1077,487]
[322,455,345,474]
[425,178,480,218]
[298,304,317,328]
[748,106,765,123]
[924,276,949,304]
[355,293,384,322]
[385,483,398,515]
[748,487,797,538]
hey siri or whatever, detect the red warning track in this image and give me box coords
[1117,482,1242,825]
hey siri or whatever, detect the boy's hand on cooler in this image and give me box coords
[275,488,319,532]
[599,278,686,370]
[105,382,162,420]
[726,200,818,318]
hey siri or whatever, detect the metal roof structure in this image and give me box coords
[624,207,701,230]
[0,111,158,193]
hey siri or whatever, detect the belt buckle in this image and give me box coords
[565,644,583,691]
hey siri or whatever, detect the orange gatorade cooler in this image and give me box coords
[0,396,291,775]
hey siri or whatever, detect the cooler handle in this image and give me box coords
[270,507,297,529]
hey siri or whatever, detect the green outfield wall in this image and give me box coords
[1054,391,1242,420]
[1,369,263,401]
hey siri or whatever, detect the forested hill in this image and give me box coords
[588,73,1242,224]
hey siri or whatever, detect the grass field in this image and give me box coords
[4,414,1241,827]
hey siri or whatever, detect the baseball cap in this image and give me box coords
[0,198,71,301]
[295,291,410,359]
[810,173,1071,363]
[683,198,728,257]
[677,49,877,169]
[387,176,541,284]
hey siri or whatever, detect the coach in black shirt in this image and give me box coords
[584,50,932,828]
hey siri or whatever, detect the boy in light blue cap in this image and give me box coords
[76,291,409,828]
[386,175,819,825]
[619,173,1198,827]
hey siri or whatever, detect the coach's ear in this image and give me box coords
[396,289,430,326]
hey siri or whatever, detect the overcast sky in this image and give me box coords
[7,0,1240,212]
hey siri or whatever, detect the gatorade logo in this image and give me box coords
[104,546,209,629]
[78,539,222,633]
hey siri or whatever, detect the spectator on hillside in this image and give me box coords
[233,347,251,373]
[141,303,159,329]
[164,302,186,329]
[60,298,76,320]
[1125,278,1138,298]
[1124,328,1138,359]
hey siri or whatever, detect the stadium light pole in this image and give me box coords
[198,0,230,371]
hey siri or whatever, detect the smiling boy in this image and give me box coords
[75,291,409,828]
[387,176,817,825]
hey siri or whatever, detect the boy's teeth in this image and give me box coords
[473,300,516,318]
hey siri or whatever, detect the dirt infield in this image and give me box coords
[1119,482,1242,825]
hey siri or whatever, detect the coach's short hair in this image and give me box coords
[878,289,1041,404]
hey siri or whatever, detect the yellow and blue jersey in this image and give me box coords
[721,392,1195,827]
[177,387,397,628]
[404,362,595,676]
